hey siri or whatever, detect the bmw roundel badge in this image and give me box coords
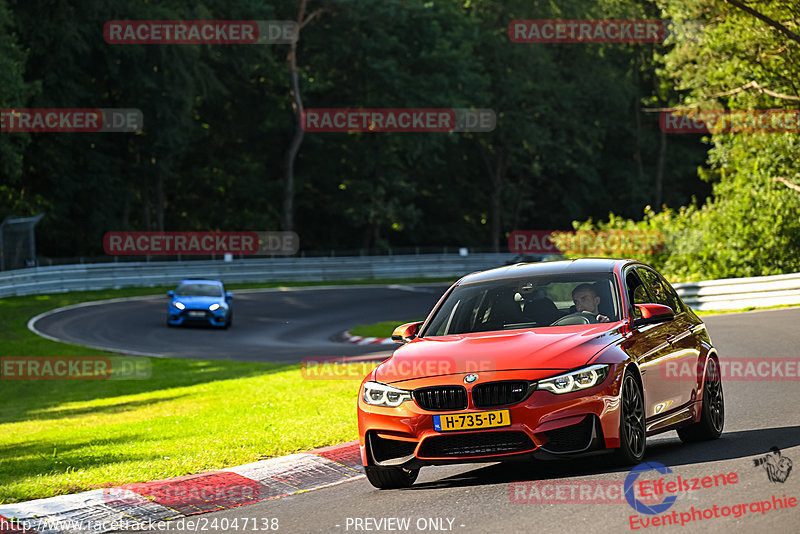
[464,374,478,384]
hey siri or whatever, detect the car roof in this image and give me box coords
[458,258,630,285]
[178,279,223,285]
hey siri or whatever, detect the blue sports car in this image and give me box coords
[167,279,233,328]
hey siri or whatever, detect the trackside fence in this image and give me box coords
[673,272,800,311]
[0,256,798,311]
[0,254,516,297]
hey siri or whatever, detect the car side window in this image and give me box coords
[626,271,649,302]
[625,270,649,317]
[656,274,684,313]
[638,268,682,313]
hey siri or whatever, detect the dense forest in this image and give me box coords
[1,0,798,280]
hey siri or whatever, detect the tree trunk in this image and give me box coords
[282,0,324,233]
[155,160,165,231]
[633,58,645,190]
[510,174,526,233]
[490,183,503,252]
[139,152,151,231]
[655,129,667,207]
[482,147,507,253]
[282,46,303,231]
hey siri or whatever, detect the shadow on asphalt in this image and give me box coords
[409,426,800,490]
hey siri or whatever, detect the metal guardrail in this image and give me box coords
[673,272,800,311]
[1,255,799,311]
[0,254,518,298]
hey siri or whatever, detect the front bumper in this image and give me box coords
[358,367,625,468]
[168,308,228,326]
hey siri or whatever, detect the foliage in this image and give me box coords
[0,0,38,215]
[0,0,743,264]
[567,0,800,281]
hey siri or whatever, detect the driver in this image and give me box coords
[571,284,610,323]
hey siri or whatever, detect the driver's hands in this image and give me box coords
[596,314,610,323]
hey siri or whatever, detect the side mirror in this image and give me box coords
[391,321,423,344]
[167,290,175,298]
[633,303,675,327]
[225,292,233,301]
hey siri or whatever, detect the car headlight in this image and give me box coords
[209,303,221,311]
[538,364,610,394]
[362,381,413,407]
[173,302,185,310]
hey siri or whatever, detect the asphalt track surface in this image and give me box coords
[125,307,800,534]
[29,289,800,533]
[30,284,451,362]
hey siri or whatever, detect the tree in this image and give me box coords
[282,0,325,233]
[0,0,38,216]
[568,0,800,280]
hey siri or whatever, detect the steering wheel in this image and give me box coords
[550,311,600,326]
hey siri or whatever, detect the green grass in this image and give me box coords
[693,303,800,316]
[349,320,424,339]
[0,278,452,504]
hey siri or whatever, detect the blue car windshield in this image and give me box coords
[423,274,620,336]
[175,283,223,297]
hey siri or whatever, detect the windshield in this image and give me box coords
[175,283,223,297]
[423,274,620,336]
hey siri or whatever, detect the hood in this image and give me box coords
[172,295,225,307]
[375,324,622,384]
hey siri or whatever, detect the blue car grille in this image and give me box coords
[181,309,210,319]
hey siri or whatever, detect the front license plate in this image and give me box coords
[188,311,205,317]
[433,410,511,432]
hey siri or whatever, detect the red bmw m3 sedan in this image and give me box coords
[357,258,724,489]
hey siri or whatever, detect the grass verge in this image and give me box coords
[692,303,800,316]
[0,278,451,504]
[348,320,424,339]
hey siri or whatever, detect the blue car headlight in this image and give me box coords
[173,302,185,310]
[209,303,221,311]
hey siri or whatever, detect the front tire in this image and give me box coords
[612,369,646,465]
[365,466,419,489]
[678,357,724,443]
